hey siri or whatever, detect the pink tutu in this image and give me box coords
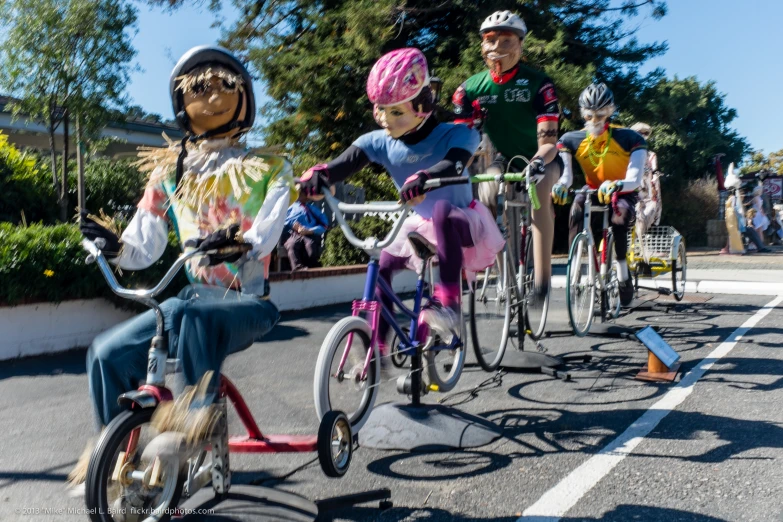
[384,200,505,277]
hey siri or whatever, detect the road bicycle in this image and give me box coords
[465,158,549,371]
[565,187,623,337]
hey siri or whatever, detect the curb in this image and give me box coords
[550,275,783,296]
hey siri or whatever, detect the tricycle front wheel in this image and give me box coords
[85,407,184,522]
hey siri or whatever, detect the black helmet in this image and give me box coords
[169,45,255,137]
[578,83,614,111]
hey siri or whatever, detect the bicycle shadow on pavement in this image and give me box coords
[365,448,513,482]
[318,503,728,521]
[700,356,783,393]
[476,406,783,466]
[317,505,519,521]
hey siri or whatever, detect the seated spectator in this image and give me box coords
[283,192,329,270]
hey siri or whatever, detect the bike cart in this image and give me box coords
[626,225,687,300]
[80,238,391,522]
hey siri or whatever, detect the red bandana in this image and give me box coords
[490,65,519,85]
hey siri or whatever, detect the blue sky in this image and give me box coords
[127,1,782,155]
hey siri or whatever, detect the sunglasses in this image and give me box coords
[190,78,241,96]
[582,110,612,122]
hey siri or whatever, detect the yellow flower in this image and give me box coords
[43,269,54,277]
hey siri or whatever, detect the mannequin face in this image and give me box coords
[182,73,246,137]
[374,103,425,138]
[481,30,522,75]
[581,107,613,137]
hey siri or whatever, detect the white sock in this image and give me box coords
[617,259,629,282]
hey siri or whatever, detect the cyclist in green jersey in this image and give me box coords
[453,10,561,299]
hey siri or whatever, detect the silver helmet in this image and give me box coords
[480,11,527,38]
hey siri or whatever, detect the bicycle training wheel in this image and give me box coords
[566,233,596,337]
[85,408,184,522]
[522,230,550,339]
[672,240,687,301]
[313,316,379,432]
[603,233,621,320]
[466,251,512,372]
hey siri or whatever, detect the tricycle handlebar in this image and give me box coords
[81,238,246,303]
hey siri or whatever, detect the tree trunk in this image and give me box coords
[48,115,60,218]
[76,113,85,215]
[60,110,70,222]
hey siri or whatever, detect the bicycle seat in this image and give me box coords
[407,232,437,262]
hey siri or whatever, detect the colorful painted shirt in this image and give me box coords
[557,127,647,189]
[117,137,294,296]
[452,65,559,160]
[352,123,480,219]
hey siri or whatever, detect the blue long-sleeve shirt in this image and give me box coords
[284,201,328,236]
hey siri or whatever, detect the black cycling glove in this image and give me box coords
[186,224,247,266]
[79,210,122,259]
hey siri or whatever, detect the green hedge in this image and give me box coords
[0,222,187,307]
[320,216,393,267]
[0,136,147,225]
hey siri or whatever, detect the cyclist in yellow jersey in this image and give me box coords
[552,83,647,306]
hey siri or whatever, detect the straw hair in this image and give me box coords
[174,66,245,94]
[151,371,222,446]
[135,134,272,210]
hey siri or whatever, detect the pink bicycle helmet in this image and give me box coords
[366,48,430,106]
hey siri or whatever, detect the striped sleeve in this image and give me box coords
[534,79,560,124]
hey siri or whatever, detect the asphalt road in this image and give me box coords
[1,289,782,522]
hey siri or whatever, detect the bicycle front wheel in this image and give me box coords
[522,230,550,340]
[313,316,379,432]
[466,251,513,372]
[566,233,596,337]
[672,239,687,301]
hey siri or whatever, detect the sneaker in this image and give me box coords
[420,303,460,344]
[618,279,634,307]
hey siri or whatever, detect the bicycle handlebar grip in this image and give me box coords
[424,176,470,189]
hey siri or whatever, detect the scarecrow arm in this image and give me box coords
[115,209,169,270]
[243,176,291,259]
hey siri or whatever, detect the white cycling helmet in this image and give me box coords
[480,11,527,38]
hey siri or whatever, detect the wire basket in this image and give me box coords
[628,225,679,261]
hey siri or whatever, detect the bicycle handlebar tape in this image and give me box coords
[529,181,541,211]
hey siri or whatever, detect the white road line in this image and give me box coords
[519,294,783,522]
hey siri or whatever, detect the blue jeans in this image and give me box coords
[87,284,280,427]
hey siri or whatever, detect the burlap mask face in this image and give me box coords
[176,66,247,137]
[481,30,522,76]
